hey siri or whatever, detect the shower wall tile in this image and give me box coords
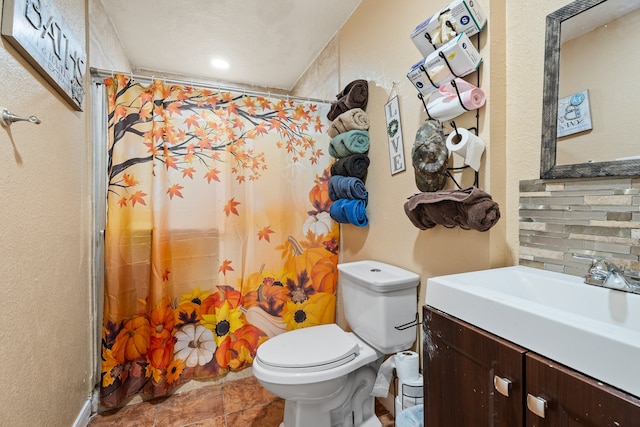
[519,177,640,273]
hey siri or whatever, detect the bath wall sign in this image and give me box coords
[557,89,592,138]
[1,0,86,110]
[385,96,406,175]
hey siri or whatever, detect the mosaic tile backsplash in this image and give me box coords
[519,177,640,276]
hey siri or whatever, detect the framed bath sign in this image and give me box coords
[557,89,592,138]
[385,95,406,175]
[1,0,86,110]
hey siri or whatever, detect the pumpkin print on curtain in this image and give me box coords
[101,74,339,407]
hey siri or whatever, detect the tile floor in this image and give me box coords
[87,375,395,427]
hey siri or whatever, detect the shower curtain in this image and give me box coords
[100,74,339,407]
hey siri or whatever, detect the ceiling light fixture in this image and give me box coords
[211,58,230,69]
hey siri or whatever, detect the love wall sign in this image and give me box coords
[384,96,406,175]
[2,0,86,110]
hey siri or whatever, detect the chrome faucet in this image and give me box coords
[572,254,640,294]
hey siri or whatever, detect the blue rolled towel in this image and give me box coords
[329,199,368,227]
[329,130,370,158]
[328,176,368,202]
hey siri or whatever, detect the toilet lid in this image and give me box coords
[256,324,360,372]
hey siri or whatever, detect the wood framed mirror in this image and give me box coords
[540,0,640,179]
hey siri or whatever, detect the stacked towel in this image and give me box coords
[328,108,370,138]
[403,187,500,231]
[329,199,368,227]
[326,79,370,227]
[328,176,368,202]
[329,130,370,158]
[327,79,369,121]
[330,154,370,181]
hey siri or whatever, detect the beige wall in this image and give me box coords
[505,0,573,257]
[0,0,92,425]
[297,0,512,309]
[296,0,584,325]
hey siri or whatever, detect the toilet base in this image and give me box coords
[277,364,381,427]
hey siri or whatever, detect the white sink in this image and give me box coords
[426,265,640,398]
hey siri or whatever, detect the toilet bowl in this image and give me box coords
[252,260,420,427]
[253,324,383,427]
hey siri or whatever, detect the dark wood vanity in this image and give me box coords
[423,306,640,426]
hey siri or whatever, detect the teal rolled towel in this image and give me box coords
[329,130,370,158]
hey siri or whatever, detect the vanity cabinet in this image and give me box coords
[423,306,640,427]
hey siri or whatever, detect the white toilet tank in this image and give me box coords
[338,260,420,354]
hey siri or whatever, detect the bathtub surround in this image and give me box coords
[519,177,640,275]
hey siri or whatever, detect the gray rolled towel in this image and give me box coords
[403,187,500,231]
[328,108,370,138]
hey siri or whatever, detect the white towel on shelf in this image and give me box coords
[426,78,485,121]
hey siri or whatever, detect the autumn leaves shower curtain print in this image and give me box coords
[101,74,339,407]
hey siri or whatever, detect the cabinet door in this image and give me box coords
[423,306,526,427]
[526,352,640,426]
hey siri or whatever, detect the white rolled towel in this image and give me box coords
[426,78,485,122]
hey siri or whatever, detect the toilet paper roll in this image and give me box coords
[446,128,486,172]
[394,351,420,382]
[371,356,396,397]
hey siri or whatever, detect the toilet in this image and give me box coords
[253,260,420,427]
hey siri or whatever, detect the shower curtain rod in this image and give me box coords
[90,67,334,105]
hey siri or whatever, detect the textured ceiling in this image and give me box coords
[101,0,362,90]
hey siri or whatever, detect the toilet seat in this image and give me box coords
[256,324,359,372]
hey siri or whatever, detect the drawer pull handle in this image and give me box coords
[493,375,512,397]
[527,394,547,418]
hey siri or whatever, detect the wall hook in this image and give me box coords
[0,108,41,128]
[417,93,433,120]
[450,120,460,139]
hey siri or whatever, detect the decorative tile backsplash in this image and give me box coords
[519,177,640,276]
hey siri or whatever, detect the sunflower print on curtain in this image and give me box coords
[101,74,339,407]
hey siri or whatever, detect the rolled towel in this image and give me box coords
[329,199,369,227]
[328,176,368,202]
[403,187,500,232]
[465,194,501,232]
[426,78,486,122]
[329,130,370,158]
[327,79,369,121]
[328,108,370,138]
[330,154,370,181]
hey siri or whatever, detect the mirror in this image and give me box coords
[540,0,640,179]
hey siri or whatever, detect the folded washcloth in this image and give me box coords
[329,199,368,227]
[328,108,370,138]
[327,79,369,121]
[330,154,370,181]
[328,176,368,202]
[403,187,500,231]
[329,130,370,158]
